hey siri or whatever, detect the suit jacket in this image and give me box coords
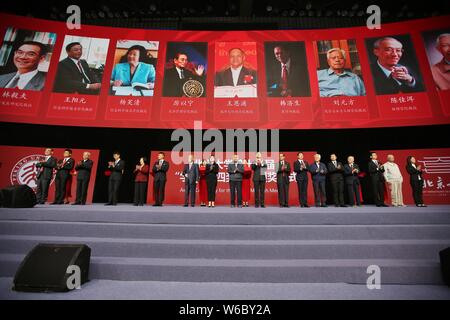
[276,161,291,184]
[75,159,93,180]
[56,157,75,179]
[162,67,205,97]
[309,162,328,182]
[368,160,385,182]
[183,163,200,184]
[205,163,219,181]
[0,71,46,91]
[36,156,57,180]
[343,163,360,185]
[293,160,309,181]
[215,66,257,87]
[53,57,100,94]
[108,160,125,181]
[111,62,155,86]
[152,160,169,181]
[266,60,310,97]
[251,161,267,182]
[228,162,244,181]
[370,62,424,95]
[327,161,344,182]
[406,163,423,182]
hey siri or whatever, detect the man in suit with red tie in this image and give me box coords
[276,153,291,208]
[53,42,102,95]
[152,152,169,206]
[183,154,200,207]
[35,148,57,204]
[73,152,93,205]
[51,149,75,205]
[309,154,328,207]
[105,151,125,206]
[294,152,310,208]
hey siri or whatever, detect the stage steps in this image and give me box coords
[0,205,449,285]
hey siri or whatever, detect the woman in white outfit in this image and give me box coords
[383,154,406,207]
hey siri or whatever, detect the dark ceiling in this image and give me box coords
[2,0,449,30]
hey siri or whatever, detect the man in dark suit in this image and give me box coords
[266,44,310,97]
[163,52,205,97]
[51,149,75,205]
[309,154,328,207]
[293,152,309,207]
[183,154,200,207]
[215,48,257,88]
[276,153,291,208]
[227,154,244,208]
[105,151,125,206]
[343,156,361,207]
[35,148,57,204]
[251,152,267,208]
[327,154,346,207]
[370,37,424,95]
[0,41,47,91]
[368,152,388,207]
[53,42,102,95]
[152,152,169,206]
[73,151,93,205]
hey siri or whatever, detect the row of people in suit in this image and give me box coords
[35,148,93,205]
[104,151,427,208]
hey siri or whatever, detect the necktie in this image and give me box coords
[62,158,67,166]
[180,69,185,79]
[281,64,288,90]
[6,74,20,89]
[333,161,336,167]
[77,61,91,84]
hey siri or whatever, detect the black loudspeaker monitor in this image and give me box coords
[13,243,91,292]
[440,247,450,287]
[0,185,36,208]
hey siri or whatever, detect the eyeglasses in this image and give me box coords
[14,50,39,58]
[383,47,404,54]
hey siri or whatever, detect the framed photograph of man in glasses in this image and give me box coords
[0,27,57,91]
[365,34,425,95]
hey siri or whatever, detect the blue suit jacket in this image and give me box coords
[111,62,155,85]
[309,162,328,182]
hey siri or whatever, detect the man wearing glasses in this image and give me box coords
[0,41,47,91]
[370,37,423,94]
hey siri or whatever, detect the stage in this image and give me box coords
[0,204,449,299]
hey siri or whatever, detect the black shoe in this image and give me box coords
[183,204,188,207]
[105,203,113,206]
[81,203,86,205]
[133,204,139,206]
[50,202,59,205]
[191,204,195,207]
[340,205,347,207]
[255,205,259,208]
[261,205,265,208]
[284,205,290,208]
[381,204,389,207]
[321,204,328,207]
[304,204,309,208]
[71,202,81,205]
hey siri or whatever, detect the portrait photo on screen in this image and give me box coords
[365,35,425,95]
[422,30,450,91]
[214,42,257,98]
[314,39,366,97]
[162,42,207,98]
[0,27,57,91]
[110,40,158,96]
[53,35,110,95]
[264,41,311,97]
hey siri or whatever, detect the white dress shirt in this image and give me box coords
[231,65,243,87]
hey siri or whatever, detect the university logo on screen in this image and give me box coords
[10,154,55,190]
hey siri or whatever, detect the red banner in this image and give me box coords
[374,148,450,204]
[0,146,99,204]
[0,14,449,129]
[146,151,316,205]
